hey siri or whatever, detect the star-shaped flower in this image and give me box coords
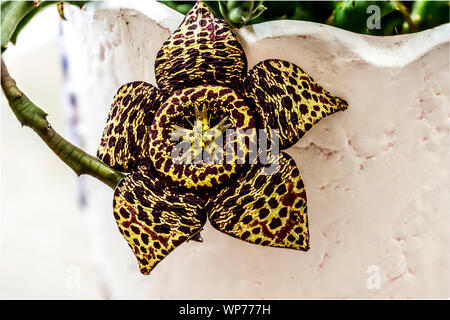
[97,1,348,275]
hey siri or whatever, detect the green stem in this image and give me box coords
[1,58,125,189]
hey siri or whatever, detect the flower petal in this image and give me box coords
[243,59,348,149]
[113,163,207,274]
[149,85,256,191]
[206,152,309,251]
[97,81,162,172]
[155,0,247,95]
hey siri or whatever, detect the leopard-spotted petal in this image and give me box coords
[206,152,309,251]
[155,0,247,95]
[97,81,162,172]
[149,84,256,191]
[243,59,348,150]
[113,163,207,274]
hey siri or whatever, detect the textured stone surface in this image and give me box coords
[61,1,449,299]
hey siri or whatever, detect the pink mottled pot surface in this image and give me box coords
[61,1,449,299]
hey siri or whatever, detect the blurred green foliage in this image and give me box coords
[1,0,448,53]
[160,0,449,35]
[409,0,450,30]
[216,1,266,27]
[333,1,401,34]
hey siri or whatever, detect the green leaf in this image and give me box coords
[1,1,90,53]
[261,1,296,19]
[159,1,195,15]
[410,0,450,31]
[1,0,38,52]
[333,1,400,34]
[369,10,404,35]
[203,1,221,17]
[9,1,57,45]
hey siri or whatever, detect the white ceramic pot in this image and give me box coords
[60,1,449,299]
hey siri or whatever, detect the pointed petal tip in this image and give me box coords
[243,59,350,149]
[139,266,151,275]
[155,0,247,94]
[207,152,309,251]
[114,166,207,275]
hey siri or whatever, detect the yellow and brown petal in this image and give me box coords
[206,152,309,251]
[96,1,350,275]
[113,162,207,274]
[243,59,348,150]
[149,84,256,191]
[97,81,162,172]
[155,0,247,95]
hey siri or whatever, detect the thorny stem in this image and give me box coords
[1,58,125,189]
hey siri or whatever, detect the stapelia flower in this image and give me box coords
[97,1,348,275]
